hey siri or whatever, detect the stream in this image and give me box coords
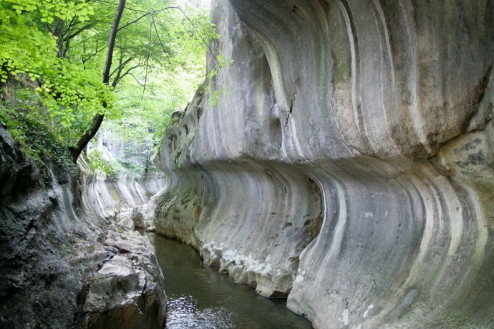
[148,233,312,329]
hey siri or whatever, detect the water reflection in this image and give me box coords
[149,234,312,329]
[166,295,235,329]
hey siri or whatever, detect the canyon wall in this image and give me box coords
[0,127,166,329]
[154,0,494,328]
[82,129,165,219]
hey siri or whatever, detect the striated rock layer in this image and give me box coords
[154,0,494,328]
[81,129,165,219]
[0,127,166,329]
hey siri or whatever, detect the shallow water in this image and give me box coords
[149,234,312,329]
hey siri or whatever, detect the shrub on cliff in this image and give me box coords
[0,95,76,178]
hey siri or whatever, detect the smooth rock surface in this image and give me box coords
[154,0,494,328]
[80,130,166,220]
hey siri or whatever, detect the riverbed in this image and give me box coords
[149,234,312,329]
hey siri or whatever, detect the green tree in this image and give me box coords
[69,0,126,161]
[0,0,217,161]
[0,0,115,148]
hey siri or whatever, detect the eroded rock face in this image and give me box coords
[0,127,166,329]
[80,129,166,219]
[154,0,494,328]
[0,127,101,328]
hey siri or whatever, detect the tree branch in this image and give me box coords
[110,57,136,88]
[82,43,105,64]
[65,23,93,41]
[129,72,146,88]
[72,0,126,161]
[151,17,172,65]
[141,13,153,98]
[117,6,178,32]
[113,64,140,88]
[173,6,219,66]
[110,56,133,78]
[102,0,126,85]
[58,16,77,42]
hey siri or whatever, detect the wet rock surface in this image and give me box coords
[154,1,494,328]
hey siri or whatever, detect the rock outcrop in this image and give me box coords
[0,127,166,329]
[154,0,494,328]
[83,229,166,329]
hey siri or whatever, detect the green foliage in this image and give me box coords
[0,0,114,146]
[110,67,204,149]
[119,158,145,177]
[1,0,217,174]
[209,88,225,107]
[65,0,219,88]
[86,150,120,180]
[0,97,76,174]
[37,62,116,143]
[216,54,234,68]
[204,55,232,108]
[0,0,94,83]
[3,0,94,23]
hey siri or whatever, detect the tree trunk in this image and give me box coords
[70,0,126,161]
[69,113,104,160]
[102,0,126,85]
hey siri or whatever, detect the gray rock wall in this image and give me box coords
[154,0,494,328]
[0,127,166,329]
[0,127,101,328]
[81,129,166,219]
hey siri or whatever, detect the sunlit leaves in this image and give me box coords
[34,60,115,144]
[0,0,217,156]
[0,0,107,145]
[3,0,94,23]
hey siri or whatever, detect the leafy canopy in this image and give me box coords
[0,0,217,151]
[0,0,114,145]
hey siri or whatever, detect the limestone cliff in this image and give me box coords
[81,129,165,219]
[154,0,494,328]
[0,127,166,329]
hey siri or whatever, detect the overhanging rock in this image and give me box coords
[154,1,494,328]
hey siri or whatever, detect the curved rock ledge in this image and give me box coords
[154,0,493,328]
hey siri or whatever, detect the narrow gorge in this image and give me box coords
[154,0,494,328]
[1,0,493,328]
[0,126,166,328]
